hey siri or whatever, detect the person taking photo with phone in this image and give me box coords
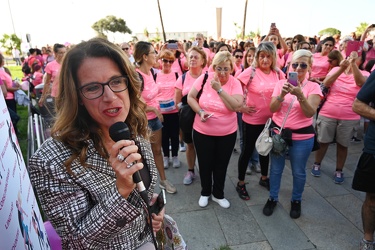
[263,49,322,219]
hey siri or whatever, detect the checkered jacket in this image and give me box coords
[29,136,157,249]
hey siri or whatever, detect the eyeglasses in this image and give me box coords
[122,47,129,51]
[234,55,243,59]
[291,63,308,69]
[79,76,129,100]
[293,40,299,44]
[216,67,231,72]
[324,44,333,47]
[189,55,200,60]
[162,58,174,64]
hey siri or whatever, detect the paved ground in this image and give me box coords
[159,128,366,250]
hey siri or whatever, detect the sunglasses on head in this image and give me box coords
[234,55,243,59]
[162,58,174,64]
[291,63,308,69]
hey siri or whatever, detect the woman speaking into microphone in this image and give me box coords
[29,38,163,249]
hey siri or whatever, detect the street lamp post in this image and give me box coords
[157,0,167,43]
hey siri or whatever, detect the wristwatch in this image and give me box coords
[217,88,223,95]
[198,109,204,115]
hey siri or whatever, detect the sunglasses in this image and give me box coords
[162,58,174,64]
[291,63,308,69]
[324,44,333,47]
[293,40,299,44]
[234,55,243,59]
[122,47,129,51]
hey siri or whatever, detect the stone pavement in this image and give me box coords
[159,131,366,250]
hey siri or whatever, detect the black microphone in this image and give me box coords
[109,122,148,203]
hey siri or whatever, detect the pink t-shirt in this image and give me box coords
[311,53,330,78]
[319,67,370,120]
[192,73,243,136]
[237,67,285,125]
[175,71,204,97]
[171,56,187,75]
[365,48,375,68]
[33,72,43,87]
[156,72,179,114]
[277,49,285,69]
[0,69,13,100]
[272,80,323,140]
[45,60,61,97]
[138,70,160,120]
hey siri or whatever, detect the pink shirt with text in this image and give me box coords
[192,72,243,136]
[137,69,160,120]
[311,53,330,78]
[156,72,179,114]
[237,67,285,125]
[319,67,370,120]
[272,80,323,140]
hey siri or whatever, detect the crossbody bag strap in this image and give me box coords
[279,96,296,132]
[196,71,209,100]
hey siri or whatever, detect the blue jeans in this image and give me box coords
[269,137,314,202]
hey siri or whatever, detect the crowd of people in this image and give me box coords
[3,23,375,249]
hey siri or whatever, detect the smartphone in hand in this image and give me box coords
[166,43,178,50]
[288,72,298,86]
[346,41,364,58]
[271,22,276,28]
[150,189,166,215]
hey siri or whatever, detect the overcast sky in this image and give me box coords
[1,0,374,47]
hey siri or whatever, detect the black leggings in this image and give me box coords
[238,122,269,181]
[162,113,180,157]
[193,130,236,199]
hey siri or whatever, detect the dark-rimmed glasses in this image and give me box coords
[162,58,174,64]
[79,76,129,100]
[234,55,243,59]
[122,47,129,51]
[291,63,308,69]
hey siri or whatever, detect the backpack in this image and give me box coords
[22,61,31,74]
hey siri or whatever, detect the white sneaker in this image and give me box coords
[252,163,261,173]
[198,195,210,207]
[212,196,230,208]
[163,157,169,169]
[179,143,186,152]
[246,166,252,175]
[172,156,180,168]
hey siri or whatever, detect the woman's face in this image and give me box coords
[144,46,157,66]
[292,38,300,51]
[328,58,339,67]
[257,51,273,71]
[246,50,255,65]
[188,50,203,69]
[321,40,334,55]
[161,57,174,72]
[269,35,279,46]
[291,56,310,79]
[78,57,130,133]
[233,51,243,66]
[214,61,231,83]
[195,35,204,47]
[55,47,66,63]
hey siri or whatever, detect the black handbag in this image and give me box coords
[179,72,208,133]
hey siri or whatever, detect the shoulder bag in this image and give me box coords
[179,72,208,133]
[255,118,273,156]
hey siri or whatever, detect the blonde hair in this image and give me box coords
[212,51,234,72]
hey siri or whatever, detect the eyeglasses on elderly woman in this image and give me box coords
[79,76,129,100]
[291,63,308,69]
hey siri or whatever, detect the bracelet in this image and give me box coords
[198,109,204,115]
[276,96,284,102]
[217,88,223,95]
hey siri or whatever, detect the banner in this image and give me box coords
[0,92,51,250]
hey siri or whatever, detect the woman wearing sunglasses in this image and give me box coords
[155,50,181,171]
[263,50,322,219]
[311,51,369,184]
[232,49,244,75]
[309,37,335,84]
[236,42,285,201]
